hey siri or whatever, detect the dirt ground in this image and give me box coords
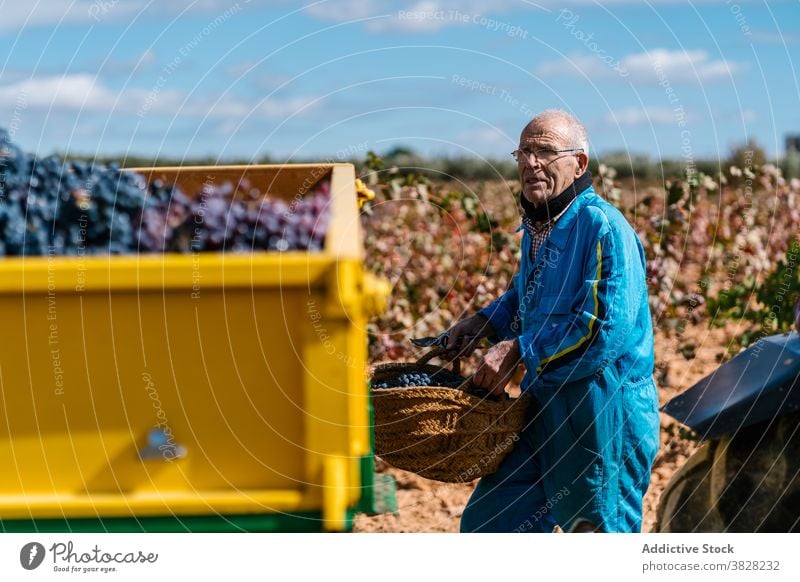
[354,321,743,533]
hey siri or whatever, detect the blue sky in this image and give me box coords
[1,0,798,163]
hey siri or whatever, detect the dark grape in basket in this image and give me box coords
[372,369,465,389]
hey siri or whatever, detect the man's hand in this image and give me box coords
[473,339,522,397]
[444,314,495,359]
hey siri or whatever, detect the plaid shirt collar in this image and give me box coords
[521,197,576,235]
[522,197,577,263]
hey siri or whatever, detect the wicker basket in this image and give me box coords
[371,349,531,483]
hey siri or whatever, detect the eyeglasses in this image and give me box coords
[511,146,584,164]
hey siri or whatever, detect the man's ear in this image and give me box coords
[575,152,589,176]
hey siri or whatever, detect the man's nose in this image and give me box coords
[519,155,542,171]
[527,160,545,174]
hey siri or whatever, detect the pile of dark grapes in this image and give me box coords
[0,129,330,256]
[159,179,330,253]
[372,369,465,389]
[1,130,152,255]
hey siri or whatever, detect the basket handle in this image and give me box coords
[416,346,461,375]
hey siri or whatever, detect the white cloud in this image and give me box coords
[0,1,114,31]
[0,74,317,120]
[303,0,466,33]
[303,0,725,33]
[538,48,744,84]
[625,49,741,82]
[0,1,273,32]
[304,0,385,22]
[0,74,118,111]
[2,0,748,34]
[606,106,757,128]
[366,1,459,33]
[305,0,522,33]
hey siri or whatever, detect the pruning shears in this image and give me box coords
[410,332,480,350]
[410,333,505,400]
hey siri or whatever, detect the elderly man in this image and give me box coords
[446,110,660,533]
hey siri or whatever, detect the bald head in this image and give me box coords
[517,110,590,206]
[523,109,588,155]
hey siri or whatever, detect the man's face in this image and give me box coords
[517,119,585,206]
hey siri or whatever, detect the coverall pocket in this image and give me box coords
[537,294,574,327]
[622,376,660,473]
[561,381,608,458]
[541,388,605,519]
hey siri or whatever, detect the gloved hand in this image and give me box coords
[443,314,494,360]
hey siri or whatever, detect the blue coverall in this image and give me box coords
[460,184,660,533]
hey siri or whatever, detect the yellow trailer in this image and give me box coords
[0,163,389,532]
